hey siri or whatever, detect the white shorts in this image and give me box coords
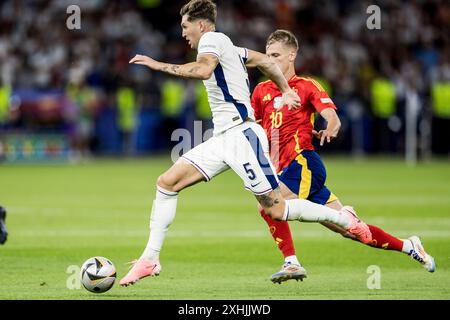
[182,121,279,195]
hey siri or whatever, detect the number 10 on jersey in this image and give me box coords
[270,111,283,129]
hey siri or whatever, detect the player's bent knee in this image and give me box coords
[255,191,285,220]
[271,209,284,221]
[263,208,284,221]
[157,174,177,192]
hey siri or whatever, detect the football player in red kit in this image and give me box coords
[252,30,435,283]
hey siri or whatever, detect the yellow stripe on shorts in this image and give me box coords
[326,192,339,204]
[295,153,312,199]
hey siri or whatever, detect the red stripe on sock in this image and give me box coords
[367,224,403,251]
[260,208,296,258]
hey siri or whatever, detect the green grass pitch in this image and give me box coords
[1,156,449,299]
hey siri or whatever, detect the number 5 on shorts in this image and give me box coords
[243,162,256,180]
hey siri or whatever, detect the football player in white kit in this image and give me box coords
[120,0,370,286]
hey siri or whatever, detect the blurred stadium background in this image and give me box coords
[0,0,449,162]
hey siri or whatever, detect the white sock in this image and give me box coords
[402,239,413,254]
[140,186,178,261]
[285,255,300,265]
[282,199,351,229]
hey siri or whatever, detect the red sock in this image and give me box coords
[367,224,403,251]
[259,208,296,258]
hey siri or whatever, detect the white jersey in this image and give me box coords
[197,32,255,134]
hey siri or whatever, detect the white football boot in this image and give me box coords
[270,262,307,284]
[408,236,436,272]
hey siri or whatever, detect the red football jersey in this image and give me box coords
[251,75,336,172]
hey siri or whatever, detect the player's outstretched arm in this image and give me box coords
[245,49,300,110]
[129,54,219,80]
[313,108,341,146]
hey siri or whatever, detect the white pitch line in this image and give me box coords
[13,229,450,238]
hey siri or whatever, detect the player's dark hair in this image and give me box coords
[266,29,299,50]
[180,0,217,24]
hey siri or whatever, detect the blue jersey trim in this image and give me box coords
[243,128,279,190]
[214,63,249,121]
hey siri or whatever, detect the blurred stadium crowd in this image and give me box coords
[0,0,449,161]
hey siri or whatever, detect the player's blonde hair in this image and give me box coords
[266,29,299,51]
[180,0,217,24]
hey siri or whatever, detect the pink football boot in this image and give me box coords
[120,258,161,286]
[341,206,372,244]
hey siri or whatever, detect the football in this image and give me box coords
[80,257,116,293]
